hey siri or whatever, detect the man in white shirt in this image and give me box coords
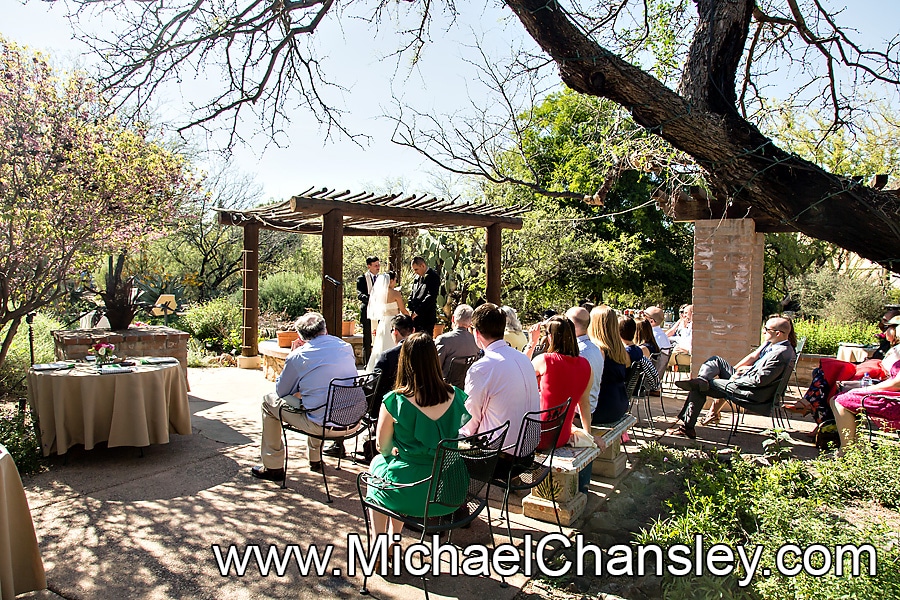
[460,303,539,452]
[643,306,672,352]
[565,306,604,416]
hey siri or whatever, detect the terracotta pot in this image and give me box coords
[276,331,299,348]
[342,320,357,336]
[433,324,445,337]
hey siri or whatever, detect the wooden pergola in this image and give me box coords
[217,187,528,363]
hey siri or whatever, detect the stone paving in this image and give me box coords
[17,366,818,599]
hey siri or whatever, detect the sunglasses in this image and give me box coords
[764,327,784,334]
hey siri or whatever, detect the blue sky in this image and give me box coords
[3,0,897,203]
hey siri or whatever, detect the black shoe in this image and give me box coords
[322,443,347,458]
[309,461,324,473]
[674,377,709,392]
[251,465,285,481]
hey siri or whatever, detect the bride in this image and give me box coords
[366,271,409,371]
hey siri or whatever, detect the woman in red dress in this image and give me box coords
[531,315,596,448]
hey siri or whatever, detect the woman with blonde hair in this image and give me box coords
[589,305,632,424]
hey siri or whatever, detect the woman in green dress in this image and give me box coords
[366,332,471,538]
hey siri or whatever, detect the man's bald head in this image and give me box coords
[566,306,590,336]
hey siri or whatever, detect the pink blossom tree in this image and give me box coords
[0,36,199,368]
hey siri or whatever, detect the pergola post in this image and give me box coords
[322,209,344,338]
[238,223,260,369]
[389,230,403,282]
[486,223,502,305]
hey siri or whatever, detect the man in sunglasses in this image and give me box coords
[666,316,797,439]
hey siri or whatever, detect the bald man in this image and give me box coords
[667,316,797,439]
[565,306,604,415]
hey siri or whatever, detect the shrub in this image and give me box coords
[258,271,320,319]
[180,297,242,353]
[793,318,879,355]
[0,313,63,398]
[789,268,885,323]
[0,404,42,475]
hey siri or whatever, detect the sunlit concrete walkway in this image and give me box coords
[19,365,818,599]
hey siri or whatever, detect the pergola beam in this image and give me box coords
[290,196,524,230]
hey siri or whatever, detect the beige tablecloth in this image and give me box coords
[0,445,46,599]
[27,362,191,456]
[836,344,873,363]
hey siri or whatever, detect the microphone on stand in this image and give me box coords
[324,275,343,286]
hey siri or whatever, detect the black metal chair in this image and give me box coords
[630,357,660,430]
[279,372,379,503]
[649,350,668,418]
[490,399,571,544]
[445,354,478,389]
[350,370,383,464]
[725,352,801,445]
[357,422,509,599]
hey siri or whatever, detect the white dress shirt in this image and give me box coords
[652,325,672,350]
[461,339,540,453]
[576,334,604,414]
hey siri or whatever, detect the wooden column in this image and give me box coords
[389,230,403,282]
[322,209,344,337]
[486,223,502,305]
[240,223,260,363]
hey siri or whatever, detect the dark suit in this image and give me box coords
[356,272,377,362]
[408,267,440,333]
[678,341,796,427]
[371,345,401,415]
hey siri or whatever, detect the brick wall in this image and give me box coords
[691,220,765,376]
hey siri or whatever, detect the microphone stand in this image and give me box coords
[323,275,343,336]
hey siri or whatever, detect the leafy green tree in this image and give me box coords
[487,90,693,314]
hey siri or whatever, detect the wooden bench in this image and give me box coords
[521,413,637,526]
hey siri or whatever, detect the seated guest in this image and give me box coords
[642,306,673,353]
[634,316,661,358]
[872,309,900,359]
[788,315,900,422]
[366,333,471,538]
[461,303,540,451]
[618,316,645,364]
[251,312,359,480]
[667,316,797,438]
[434,304,479,378]
[566,306,604,415]
[830,362,900,450]
[666,304,693,357]
[589,305,633,425]
[324,314,414,460]
[502,305,528,352]
[532,315,596,448]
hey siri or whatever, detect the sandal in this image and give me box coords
[783,399,813,417]
[699,412,721,426]
[665,424,697,439]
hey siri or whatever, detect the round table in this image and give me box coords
[0,444,46,599]
[26,361,191,456]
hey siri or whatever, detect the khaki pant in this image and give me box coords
[260,392,360,468]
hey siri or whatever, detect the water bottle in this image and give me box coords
[861,372,872,388]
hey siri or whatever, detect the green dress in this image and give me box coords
[366,388,471,517]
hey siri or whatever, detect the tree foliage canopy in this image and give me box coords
[0,36,198,365]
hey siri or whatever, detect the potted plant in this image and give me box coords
[342,302,359,337]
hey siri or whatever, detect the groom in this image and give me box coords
[356,256,380,363]
[408,256,440,334]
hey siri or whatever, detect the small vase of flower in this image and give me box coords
[92,342,116,365]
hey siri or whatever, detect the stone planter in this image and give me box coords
[53,326,191,375]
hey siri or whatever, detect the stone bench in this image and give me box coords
[521,413,637,526]
[259,335,367,381]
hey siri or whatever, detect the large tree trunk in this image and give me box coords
[505,0,900,272]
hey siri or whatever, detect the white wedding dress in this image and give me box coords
[366,274,402,371]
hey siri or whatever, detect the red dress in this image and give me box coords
[538,353,591,448]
